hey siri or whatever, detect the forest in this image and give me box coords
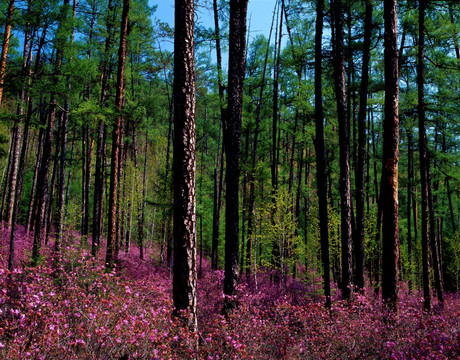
[0,0,459,358]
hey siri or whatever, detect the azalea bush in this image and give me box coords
[0,225,459,359]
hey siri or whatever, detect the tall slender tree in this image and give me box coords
[106,0,130,268]
[354,0,372,291]
[314,0,331,308]
[211,0,225,270]
[417,0,443,308]
[333,0,353,300]
[0,0,14,105]
[32,0,71,265]
[381,0,400,310]
[223,0,248,312]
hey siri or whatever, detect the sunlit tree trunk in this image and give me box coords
[0,0,15,105]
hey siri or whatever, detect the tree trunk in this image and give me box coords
[8,9,31,269]
[418,0,444,308]
[55,0,77,250]
[106,0,129,268]
[173,0,197,333]
[32,99,58,265]
[138,119,148,260]
[314,0,331,308]
[407,128,413,290]
[333,0,353,300]
[223,0,248,313]
[0,0,15,105]
[93,0,114,256]
[354,0,372,291]
[381,0,400,311]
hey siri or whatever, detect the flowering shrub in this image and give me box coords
[1,224,459,359]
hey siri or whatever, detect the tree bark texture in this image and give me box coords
[0,0,15,105]
[172,0,197,332]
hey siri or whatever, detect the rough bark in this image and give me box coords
[172,0,197,333]
[381,0,400,311]
[0,0,15,105]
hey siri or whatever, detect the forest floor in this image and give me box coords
[0,225,459,359]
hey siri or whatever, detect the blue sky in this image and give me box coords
[150,0,277,53]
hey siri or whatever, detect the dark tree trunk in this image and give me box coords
[271,1,282,194]
[93,0,114,256]
[417,0,443,305]
[314,0,331,308]
[106,0,129,268]
[173,0,197,332]
[32,0,70,263]
[211,0,225,270]
[138,119,148,260]
[223,0,248,312]
[55,0,77,250]
[354,0,372,291]
[333,0,353,300]
[381,0,400,311]
[211,123,222,270]
[407,128,413,290]
[32,99,57,265]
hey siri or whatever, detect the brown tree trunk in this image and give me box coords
[223,0,248,313]
[381,0,400,311]
[173,0,197,333]
[314,0,331,308]
[106,0,129,268]
[0,0,15,105]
